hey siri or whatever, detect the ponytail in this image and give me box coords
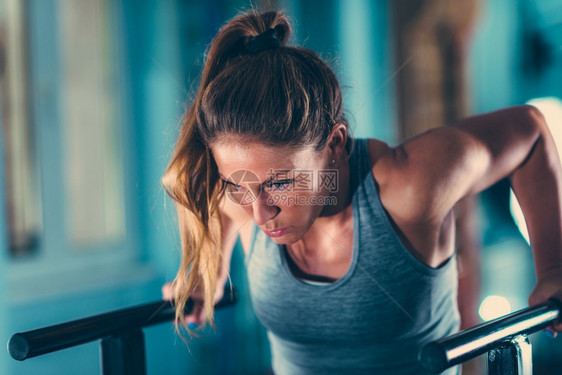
[162,8,350,336]
[162,9,292,335]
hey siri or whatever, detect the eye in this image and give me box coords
[265,179,293,192]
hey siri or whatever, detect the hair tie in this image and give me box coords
[246,28,281,53]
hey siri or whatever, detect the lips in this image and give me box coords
[263,227,290,238]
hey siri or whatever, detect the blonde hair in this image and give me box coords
[162,9,349,334]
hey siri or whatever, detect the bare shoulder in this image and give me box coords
[366,138,403,195]
[367,128,482,224]
[219,196,254,256]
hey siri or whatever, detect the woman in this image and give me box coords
[161,9,562,374]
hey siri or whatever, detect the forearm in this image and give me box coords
[216,242,234,292]
[509,108,562,279]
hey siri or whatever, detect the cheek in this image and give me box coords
[277,191,325,219]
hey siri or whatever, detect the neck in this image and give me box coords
[289,157,353,255]
[317,155,352,219]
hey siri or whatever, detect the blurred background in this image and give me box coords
[0,0,561,374]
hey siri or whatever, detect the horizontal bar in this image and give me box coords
[8,286,237,361]
[418,298,561,373]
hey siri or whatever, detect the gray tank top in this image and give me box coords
[245,138,460,374]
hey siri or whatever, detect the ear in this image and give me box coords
[327,123,348,158]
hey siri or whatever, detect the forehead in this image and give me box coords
[211,141,320,180]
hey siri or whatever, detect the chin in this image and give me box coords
[268,232,301,245]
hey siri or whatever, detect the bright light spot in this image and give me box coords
[511,97,562,244]
[479,295,512,321]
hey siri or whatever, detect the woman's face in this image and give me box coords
[212,140,337,244]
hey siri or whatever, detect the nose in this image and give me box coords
[251,192,280,225]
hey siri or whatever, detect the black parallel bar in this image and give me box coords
[8,287,237,361]
[100,329,146,375]
[418,299,561,373]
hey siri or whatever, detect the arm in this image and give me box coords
[381,105,562,330]
[454,106,562,299]
[216,196,248,293]
[383,106,546,217]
